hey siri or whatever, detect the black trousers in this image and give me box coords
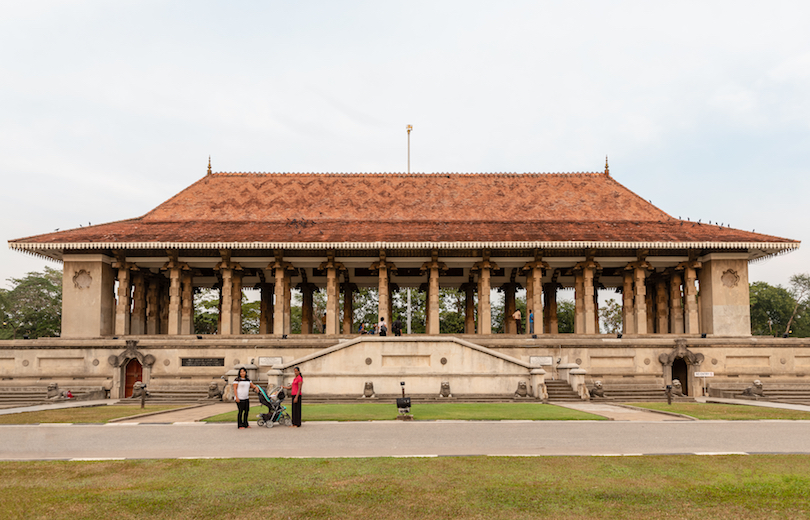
[291,394,302,426]
[237,399,250,428]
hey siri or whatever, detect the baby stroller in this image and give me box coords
[256,385,292,428]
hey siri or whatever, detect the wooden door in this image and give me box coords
[124,358,143,398]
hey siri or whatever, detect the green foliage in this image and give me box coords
[749,280,809,337]
[193,288,219,334]
[0,267,62,339]
[599,298,622,334]
[557,299,575,333]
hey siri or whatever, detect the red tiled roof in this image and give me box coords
[9,172,798,247]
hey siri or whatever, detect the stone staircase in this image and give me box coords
[545,380,582,402]
[0,387,102,408]
[128,386,210,404]
[598,384,672,402]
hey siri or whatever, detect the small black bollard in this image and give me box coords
[140,384,147,409]
[665,385,672,405]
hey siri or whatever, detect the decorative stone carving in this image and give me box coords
[110,340,155,368]
[721,269,740,288]
[590,380,606,399]
[208,381,223,400]
[365,357,372,365]
[741,379,765,397]
[659,341,705,367]
[131,381,148,399]
[362,381,375,398]
[92,359,99,366]
[644,358,650,365]
[73,270,92,289]
[514,381,530,398]
[102,380,113,398]
[439,381,452,398]
[22,359,29,367]
[440,357,448,365]
[671,379,685,397]
[46,383,60,399]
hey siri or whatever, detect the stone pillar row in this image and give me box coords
[111,252,704,337]
[620,260,702,335]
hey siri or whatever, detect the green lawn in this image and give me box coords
[2,455,809,519]
[0,405,185,425]
[204,402,605,422]
[626,402,810,421]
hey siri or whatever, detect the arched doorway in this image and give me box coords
[124,358,143,398]
[672,358,688,396]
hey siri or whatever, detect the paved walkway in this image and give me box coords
[696,397,810,411]
[0,399,120,416]
[3,421,810,460]
[113,403,234,423]
[554,402,692,421]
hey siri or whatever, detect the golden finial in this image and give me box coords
[207,156,212,175]
[605,155,609,175]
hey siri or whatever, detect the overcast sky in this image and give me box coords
[2,1,808,291]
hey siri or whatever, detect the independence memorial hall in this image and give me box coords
[3,162,806,402]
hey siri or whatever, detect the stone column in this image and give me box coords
[283,274,292,335]
[428,266,441,334]
[219,268,234,335]
[463,282,476,334]
[631,262,651,335]
[320,253,344,335]
[622,271,635,334]
[504,283,516,334]
[130,271,146,335]
[114,265,132,336]
[681,263,701,334]
[146,277,160,335]
[259,280,274,334]
[300,283,313,334]
[670,272,684,334]
[543,282,558,333]
[656,278,669,334]
[530,266,544,334]
[574,270,585,334]
[371,252,396,333]
[159,279,170,335]
[645,283,655,333]
[342,282,354,334]
[230,270,242,335]
[473,256,497,334]
[574,261,598,334]
[167,266,183,335]
[525,273,533,333]
[181,270,194,334]
[270,256,292,335]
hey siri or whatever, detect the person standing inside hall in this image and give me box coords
[233,367,259,429]
[283,367,304,427]
[528,309,534,334]
[513,309,522,334]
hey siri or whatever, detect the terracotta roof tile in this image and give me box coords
[9,172,797,246]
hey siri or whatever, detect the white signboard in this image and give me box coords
[259,357,283,367]
[694,372,714,377]
[530,356,553,367]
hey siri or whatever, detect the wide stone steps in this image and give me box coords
[545,380,582,402]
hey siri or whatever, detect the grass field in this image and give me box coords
[204,402,606,422]
[0,405,185,425]
[626,402,810,421]
[2,455,808,519]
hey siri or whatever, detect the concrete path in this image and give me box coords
[0,399,120,416]
[697,397,810,412]
[553,402,692,421]
[113,403,234,423]
[3,420,810,460]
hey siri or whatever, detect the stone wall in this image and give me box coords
[1,335,809,399]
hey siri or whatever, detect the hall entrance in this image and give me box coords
[672,357,689,396]
[124,358,143,398]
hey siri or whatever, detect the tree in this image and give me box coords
[784,273,810,336]
[557,299,575,333]
[0,267,62,339]
[749,282,795,336]
[599,298,622,334]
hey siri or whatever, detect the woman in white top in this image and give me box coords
[233,367,259,429]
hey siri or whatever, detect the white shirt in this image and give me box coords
[235,380,251,400]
